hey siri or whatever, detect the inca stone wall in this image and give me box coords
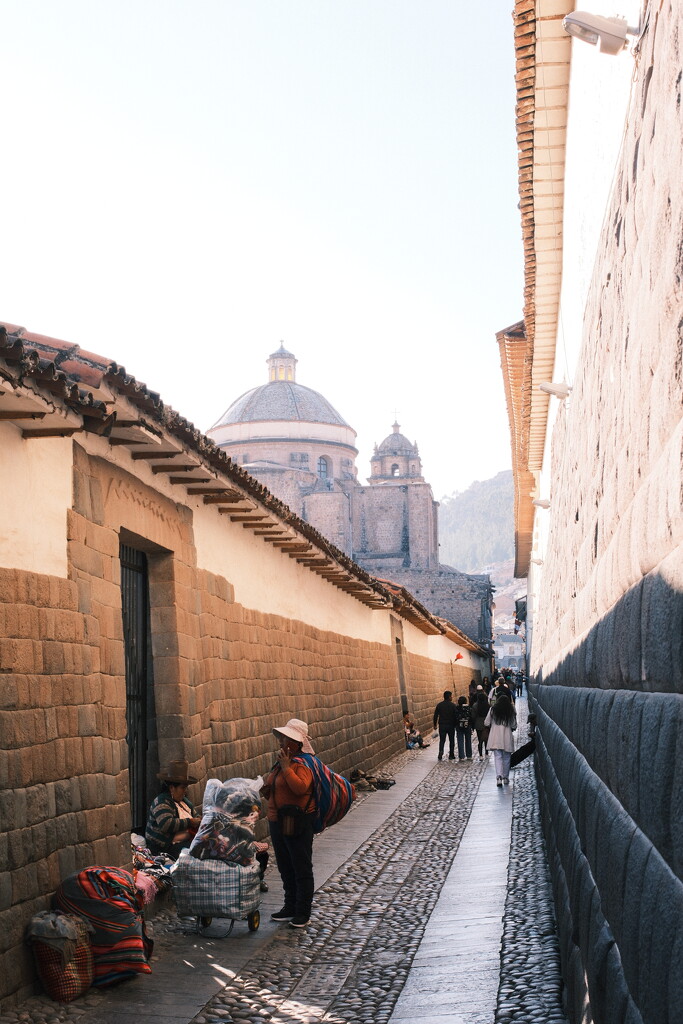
[530,7,683,1023]
[0,443,467,1006]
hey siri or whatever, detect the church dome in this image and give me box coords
[376,422,418,456]
[212,381,349,428]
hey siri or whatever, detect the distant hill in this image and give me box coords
[438,471,514,572]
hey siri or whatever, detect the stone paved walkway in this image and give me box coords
[5,703,569,1024]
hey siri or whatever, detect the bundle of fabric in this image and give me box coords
[26,911,94,1002]
[189,777,263,865]
[131,834,174,894]
[53,867,153,987]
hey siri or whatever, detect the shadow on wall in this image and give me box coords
[528,567,683,1024]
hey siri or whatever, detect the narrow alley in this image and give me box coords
[6,701,567,1024]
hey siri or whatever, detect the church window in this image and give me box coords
[278,366,285,380]
[287,367,293,380]
[317,456,329,479]
[391,464,400,477]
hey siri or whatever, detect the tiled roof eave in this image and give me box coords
[0,324,463,636]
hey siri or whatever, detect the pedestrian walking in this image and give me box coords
[484,695,517,786]
[261,718,316,928]
[433,690,458,761]
[455,696,473,760]
[470,686,490,759]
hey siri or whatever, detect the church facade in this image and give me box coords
[208,345,493,647]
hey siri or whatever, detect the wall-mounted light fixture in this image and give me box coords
[539,381,572,399]
[531,558,544,565]
[562,11,639,55]
[532,499,551,510]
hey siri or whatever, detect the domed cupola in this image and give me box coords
[206,345,358,486]
[369,422,424,482]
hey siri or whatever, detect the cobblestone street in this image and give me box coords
[4,705,568,1024]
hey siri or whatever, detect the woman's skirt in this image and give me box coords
[54,866,153,986]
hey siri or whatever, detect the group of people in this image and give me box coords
[145,718,318,929]
[432,670,519,786]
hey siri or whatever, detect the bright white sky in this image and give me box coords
[3,1,522,499]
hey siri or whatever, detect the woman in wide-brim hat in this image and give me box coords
[145,759,201,860]
[262,719,316,929]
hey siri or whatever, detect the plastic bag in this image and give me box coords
[189,776,263,864]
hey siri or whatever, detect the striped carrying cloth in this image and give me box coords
[293,754,355,834]
[171,849,260,918]
[53,867,152,987]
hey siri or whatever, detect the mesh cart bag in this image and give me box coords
[171,849,261,919]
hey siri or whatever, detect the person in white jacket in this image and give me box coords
[484,695,517,786]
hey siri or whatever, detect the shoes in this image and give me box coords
[448,755,455,760]
[503,777,509,785]
[438,755,443,761]
[421,743,431,747]
[260,880,269,892]
[271,908,295,921]
[496,777,503,787]
[467,756,473,760]
[289,916,310,928]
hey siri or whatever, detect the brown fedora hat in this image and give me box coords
[157,759,198,784]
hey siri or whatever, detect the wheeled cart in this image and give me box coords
[171,850,261,934]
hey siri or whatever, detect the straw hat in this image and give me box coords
[273,718,315,754]
[157,759,198,784]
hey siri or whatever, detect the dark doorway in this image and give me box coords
[394,636,409,717]
[120,543,157,832]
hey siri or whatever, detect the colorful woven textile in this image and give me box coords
[172,849,260,918]
[293,754,355,834]
[54,867,153,987]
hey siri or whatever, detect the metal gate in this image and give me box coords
[120,543,155,831]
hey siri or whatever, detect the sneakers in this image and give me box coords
[437,754,443,761]
[271,908,295,921]
[496,777,503,787]
[260,880,269,892]
[503,777,510,785]
[289,916,310,928]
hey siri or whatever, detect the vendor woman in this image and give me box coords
[145,759,201,859]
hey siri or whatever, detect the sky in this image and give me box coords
[2,1,523,499]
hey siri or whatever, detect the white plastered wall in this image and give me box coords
[0,422,72,577]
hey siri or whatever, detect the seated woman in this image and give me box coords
[403,712,430,749]
[145,759,201,859]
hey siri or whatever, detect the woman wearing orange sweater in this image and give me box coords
[262,718,316,929]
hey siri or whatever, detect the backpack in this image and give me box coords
[456,705,471,729]
[293,754,356,834]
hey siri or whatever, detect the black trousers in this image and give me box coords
[269,817,315,918]
[438,725,455,758]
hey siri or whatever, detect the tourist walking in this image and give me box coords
[470,687,490,759]
[433,690,458,761]
[262,718,316,928]
[484,695,517,786]
[455,696,473,760]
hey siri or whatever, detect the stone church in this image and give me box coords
[208,344,493,646]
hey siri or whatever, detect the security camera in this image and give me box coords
[562,12,637,55]
[539,381,572,399]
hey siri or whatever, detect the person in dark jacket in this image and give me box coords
[470,687,490,759]
[455,696,473,760]
[433,690,458,761]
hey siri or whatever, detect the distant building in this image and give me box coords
[492,631,525,672]
[208,344,493,647]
